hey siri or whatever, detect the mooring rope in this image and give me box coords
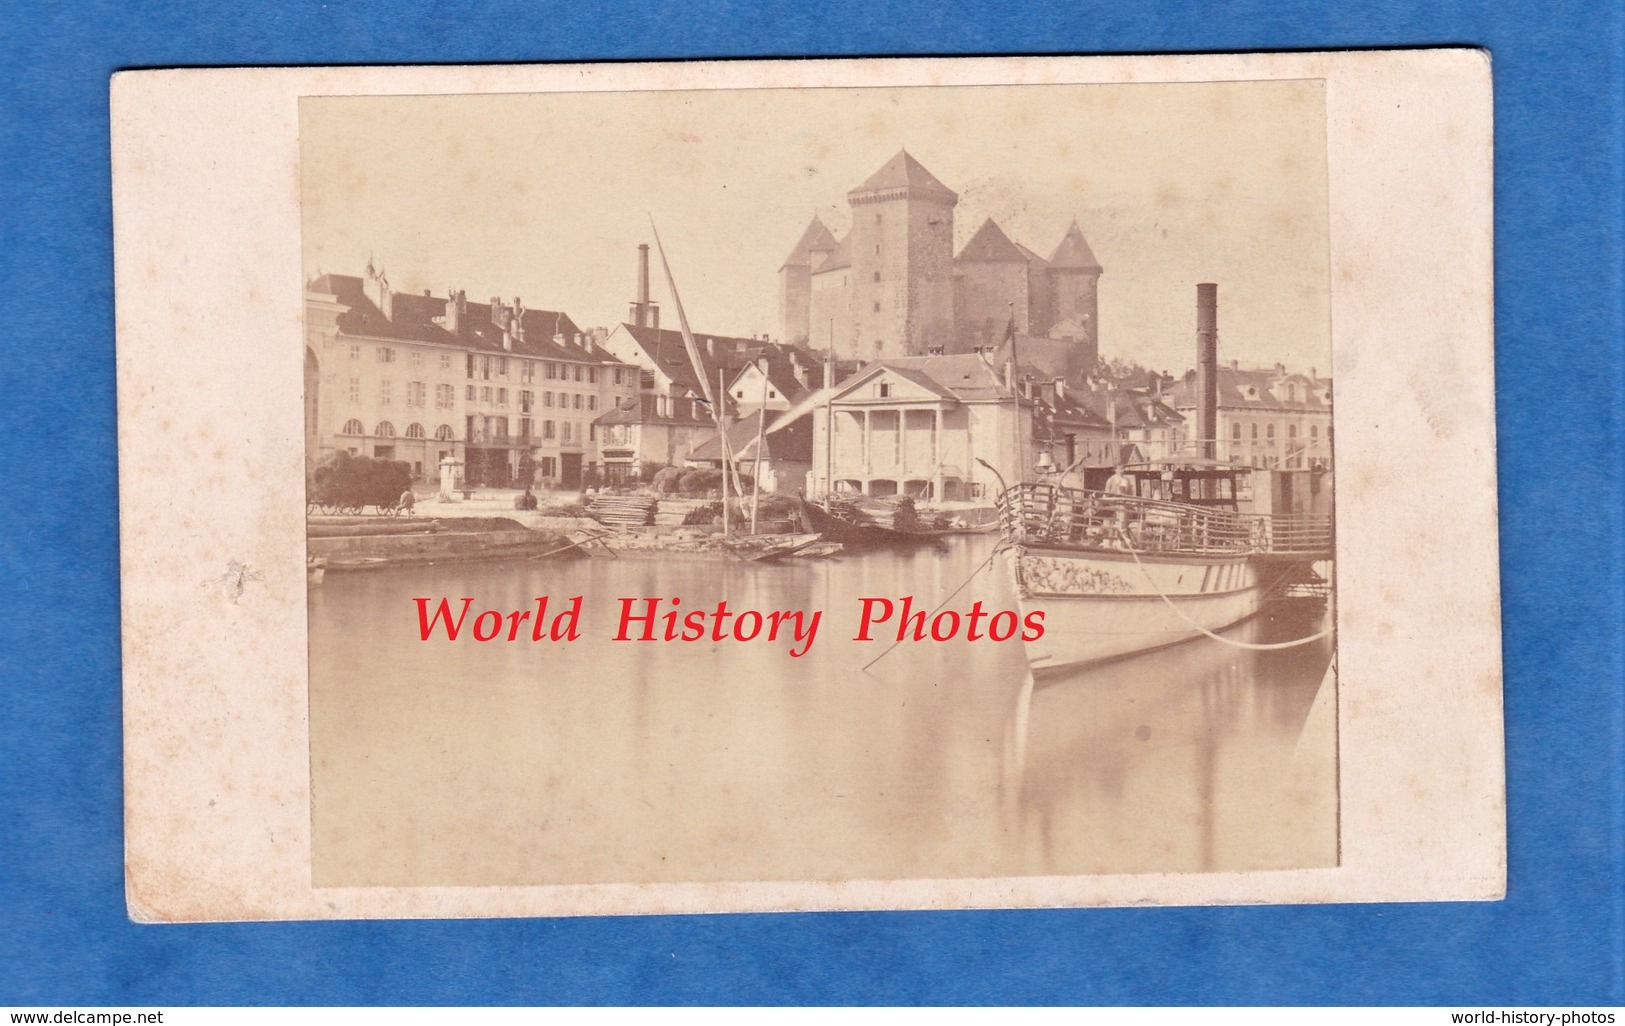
[861,548,1001,673]
[1116,529,1335,652]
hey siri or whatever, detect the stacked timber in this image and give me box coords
[587,494,658,527]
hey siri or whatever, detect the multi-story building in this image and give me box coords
[780,151,1104,368]
[303,265,637,489]
[1167,362,1333,470]
[797,353,1037,502]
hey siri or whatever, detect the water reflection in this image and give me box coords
[308,536,1335,887]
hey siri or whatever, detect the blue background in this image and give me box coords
[1,1,1620,1006]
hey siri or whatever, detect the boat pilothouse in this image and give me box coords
[992,455,1334,678]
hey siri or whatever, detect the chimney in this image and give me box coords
[443,289,463,334]
[511,300,525,342]
[635,244,652,328]
[1054,377,1067,401]
[1196,283,1219,460]
[649,304,660,333]
[705,338,715,357]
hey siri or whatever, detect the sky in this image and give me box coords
[301,79,1330,376]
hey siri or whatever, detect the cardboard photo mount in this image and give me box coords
[113,51,1503,922]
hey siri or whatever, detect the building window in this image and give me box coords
[544,391,553,408]
[588,424,596,442]
[347,377,360,403]
[436,384,454,409]
[1232,422,1242,440]
[613,367,624,386]
[540,456,556,477]
[374,421,395,438]
[573,365,583,382]
[379,380,392,404]
[407,381,426,407]
[341,419,364,435]
[877,383,891,398]
[465,385,475,401]
[573,394,582,410]
[434,424,454,441]
[348,344,360,360]
[587,395,597,411]
[543,420,555,440]
[440,353,451,370]
[546,363,557,381]
[1251,423,1259,441]
[562,422,571,442]
[481,356,492,380]
[520,417,532,439]
[588,367,599,384]
[1266,424,1276,445]
[405,423,425,439]
[467,354,477,379]
[410,351,422,366]
[520,390,533,413]
[497,357,508,376]
[497,388,508,405]
[480,386,493,403]
[873,272,881,282]
[376,347,395,363]
[873,301,881,312]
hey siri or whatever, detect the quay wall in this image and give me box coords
[308,529,577,565]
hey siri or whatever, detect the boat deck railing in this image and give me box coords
[994,484,1334,559]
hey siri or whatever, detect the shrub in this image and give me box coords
[310,451,412,509]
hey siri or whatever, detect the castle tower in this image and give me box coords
[845,150,958,361]
[777,216,837,346]
[953,218,1033,351]
[1048,220,1104,372]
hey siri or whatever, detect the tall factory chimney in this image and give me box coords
[632,244,652,328]
[1196,283,1218,460]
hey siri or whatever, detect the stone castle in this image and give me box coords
[778,150,1104,368]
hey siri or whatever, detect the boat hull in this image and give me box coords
[1005,543,1263,677]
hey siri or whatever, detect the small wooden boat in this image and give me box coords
[723,532,824,562]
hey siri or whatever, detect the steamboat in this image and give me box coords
[992,459,1332,677]
[992,282,1334,678]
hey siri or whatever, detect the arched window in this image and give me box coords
[1231,422,1242,440]
[341,419,364,435]
[405,423,425,439]
[435,424,455,441]
[374,421,395,438]
[1266,424,1276,444]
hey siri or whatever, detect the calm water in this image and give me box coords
[308,535,1337,887]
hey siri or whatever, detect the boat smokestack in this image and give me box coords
[634,244,652,328]
[1196,283,1218,460]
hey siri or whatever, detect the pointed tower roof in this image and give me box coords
[956,218,1027,263]
[1049,220,1103,272]
[778,216,838,271]
[1013,241,1050,268]
[847,150,958,204]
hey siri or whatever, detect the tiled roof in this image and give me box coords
[848,150,958,204]
[592,394,714,427]
[729,349,812,406]
[812,232,851,273]
[1014,242,1050,268]
[845,353,1013,402]
[956,219,1028,264]
[1166,366,1332,414]
[779,217,838,271]
[309,273,603,363]
[1049,221,1103,272]
[614,322,767,398]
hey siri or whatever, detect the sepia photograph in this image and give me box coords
[299,82,1338,888]
[113,53,1502,921]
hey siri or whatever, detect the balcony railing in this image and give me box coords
[994,484,1333,558]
